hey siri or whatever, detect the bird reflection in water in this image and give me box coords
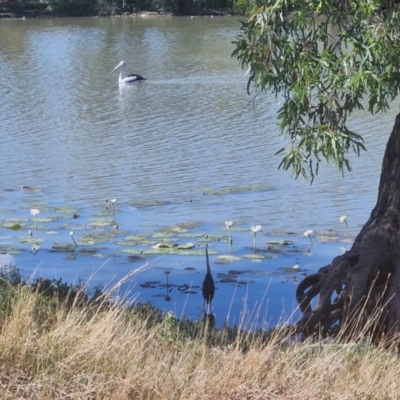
[164,270,172,302]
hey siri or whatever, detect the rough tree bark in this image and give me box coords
[295,112,400,340]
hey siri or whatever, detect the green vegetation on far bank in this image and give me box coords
[0,0,246,18]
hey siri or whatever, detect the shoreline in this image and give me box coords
[0,6,243,20]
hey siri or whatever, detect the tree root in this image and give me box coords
[292,113,400,341]
[293,246,395,339]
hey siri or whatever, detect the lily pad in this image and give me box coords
[4,217,29,223]
[116,240,156,246]
[266,240,293,246]
[53,206,80,214]
[227,270,249,275]
[177,233,206,238]
[121,247,217,256]
[20,237,46,244]
[140,283,158,288]
[243,254,266,260]
[88,218,115,228]
[63,224,86,231]
[19,186,41,193]
[316,235,340,243]
[269,231,296,237]
[217,255,241,262]
[176,221,202,230]
[151,241,194,251]
[5,223,23,230]
[124,235,148,242]
[50,243,77,253]
[169,226,188,233]
[1,222,26,230]
[175,243,195,250]
[315,229,338,236]
[197,234,225,242]
[251,270,279,276]
[127,255,144,262]
[152,232,176,239]
[219,278,238,284]
[0,245,26,255]
[78,248,106,255]
[228,226,250,232]
[83,229,122,246]
[36,217,59,223]
[215,259,233,265]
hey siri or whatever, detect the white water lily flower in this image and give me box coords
[340,214,350,234]
[30,209,40,216]
[69,231,78,246]
[250,225,262,250]
[225,221,233,228]
[304,230,314,244]
[250,225,262,233]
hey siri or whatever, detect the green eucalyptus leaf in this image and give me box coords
[231,1,396,181]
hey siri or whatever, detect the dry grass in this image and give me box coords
[0,286,399,399]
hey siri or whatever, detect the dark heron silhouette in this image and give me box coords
[202,244,215,311]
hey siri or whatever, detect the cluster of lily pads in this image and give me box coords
[0,192,359,330]
[0,195,354,261]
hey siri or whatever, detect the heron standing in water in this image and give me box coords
[202,244,215,313]
[110,61,146,84]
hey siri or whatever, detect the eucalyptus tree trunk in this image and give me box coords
[296,112,400,340]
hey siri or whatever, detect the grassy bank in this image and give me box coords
[0,269,399,399]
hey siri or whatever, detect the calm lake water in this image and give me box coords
[0,15,397,328]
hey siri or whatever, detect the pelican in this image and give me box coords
[244,62,252,77]
[110,61,146,84]
[202,244,215,312]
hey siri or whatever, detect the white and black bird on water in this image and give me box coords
[202,244,215,312]
[110,61,146,84]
